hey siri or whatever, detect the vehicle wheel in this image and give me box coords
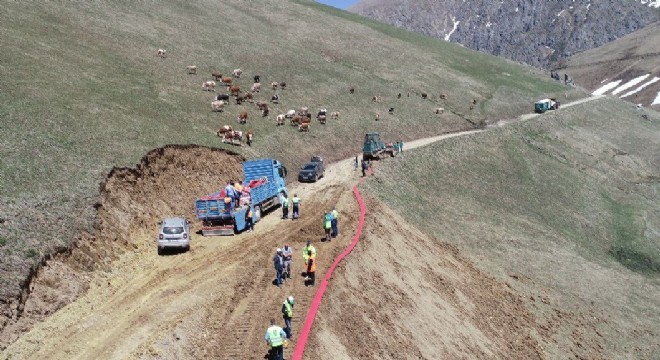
[157,247,163,256]
[254,205,262,222]
[184,245,190,252]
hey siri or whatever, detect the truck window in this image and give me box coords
[279,167,286,178]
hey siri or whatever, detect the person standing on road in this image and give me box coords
[282,243,293,279]
[323,212,332,242]
[305,250,316,286]
[354,156,358,171]
[302,241,316,267]
[245,204,254,233]
[400,140,404,152]
[281,194,290,219]
[265,318,287,360]
[361,159,368,177]
[291,194,301,219]
[282,296,295,339]
[331,207,339,238]
[273,248,284,288]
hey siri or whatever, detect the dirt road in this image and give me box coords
[1,95,603,359]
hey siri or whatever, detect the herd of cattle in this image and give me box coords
[157,48,456,146]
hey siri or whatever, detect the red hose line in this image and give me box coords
[291,172,369,359]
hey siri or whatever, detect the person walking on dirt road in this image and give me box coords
[265,318,287,360]
[323,212,332,242]
[361,159,368,177]
[354,156,358,171]
[282,244,293,279]
[273,249,284,288]
[291,194,301,219]
[303,241,316,266]
[305,250,316,286]
[282,296,295,338]
[281,194,289,219]
[331,207,339,238]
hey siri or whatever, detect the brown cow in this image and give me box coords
[246,129,254,146]
[256,101,269,111]
[439,93,447,100]
[299,123,310,132]
[229,85,241,96]
[421,92,428,99]
[290,115,302,126]
[235,94,245,105]
[238,111,248,124]
[280,82,287,89]
[212,72,223,81]
[216,125,232,137]
[243,92,254,103]
[261,107,269,117]
[222,77,233,86]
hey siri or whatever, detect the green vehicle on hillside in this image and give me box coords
[363,132,399,160]
[534,98,559,113]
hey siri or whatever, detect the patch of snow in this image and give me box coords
[653,92,660,105]
[586,3,591,10]
[600,78,609,84]
[557,10,565,16]
[640,0,660,8]
[592,80,622,96]
[445,16,460,41]
[486,21,492,28]
[611,74,650,95]
[515,7,519,12]
[620,76,660,98]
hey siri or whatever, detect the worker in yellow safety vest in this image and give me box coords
[302,240,316,265]
[282,296,294,338]
[291,194,301,219]
[265,318,287,360]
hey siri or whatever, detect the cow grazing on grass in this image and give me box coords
[421,92,428,99]
[246,129,254,146]
[285,109,296,118]
[242,92,254,103]
[276,114,285,126]
[257,101,269,111]
[232,68,242,78]
[317,114,326,124]
[212,72,223,81]
[216,93,230,101]
[222,130,243,146]
[290,115,302,125]
[299,123,310,132]
[372,95,381,103]
[261,106,269,117]
[235,94,245,105]
[397,93,401,99]
[375,112,380,121]
[221,77,233,86]
[280,82,286,90]
[349,87,355,94]
[271,81,278,90]
[253,75,260,83]
[217,125,232,137]
[271,94,280,104]
[202,81,216,91]
[330,111,340,120]
[439,93,447,100]
[187,65,197,74]
[229,85,241,96]
[472,98,478,105]
[299,107,310,117]
[238,111,248,124]
[388,107,394,114]
[211,100,226,112]
[251,83,261,93]
[434,107,445,114]
[157,49,167,58]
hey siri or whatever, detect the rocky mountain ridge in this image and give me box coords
[349,0,660,68]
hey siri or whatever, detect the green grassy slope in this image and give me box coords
[366,99,660,357]
[0,0,578,298]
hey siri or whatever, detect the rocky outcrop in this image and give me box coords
[350,0,660,68]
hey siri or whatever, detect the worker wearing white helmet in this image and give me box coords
[282,295,295,338]
[273,248,284,288]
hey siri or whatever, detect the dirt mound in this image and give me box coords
[0,145,244,348]
[306,197,546,359]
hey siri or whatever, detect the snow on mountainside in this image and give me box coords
[349,0,660,69]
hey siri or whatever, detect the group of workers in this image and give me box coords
[266,199,341,359]
[280,193,301,220]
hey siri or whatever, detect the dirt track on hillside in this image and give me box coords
[1,96,605,359]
